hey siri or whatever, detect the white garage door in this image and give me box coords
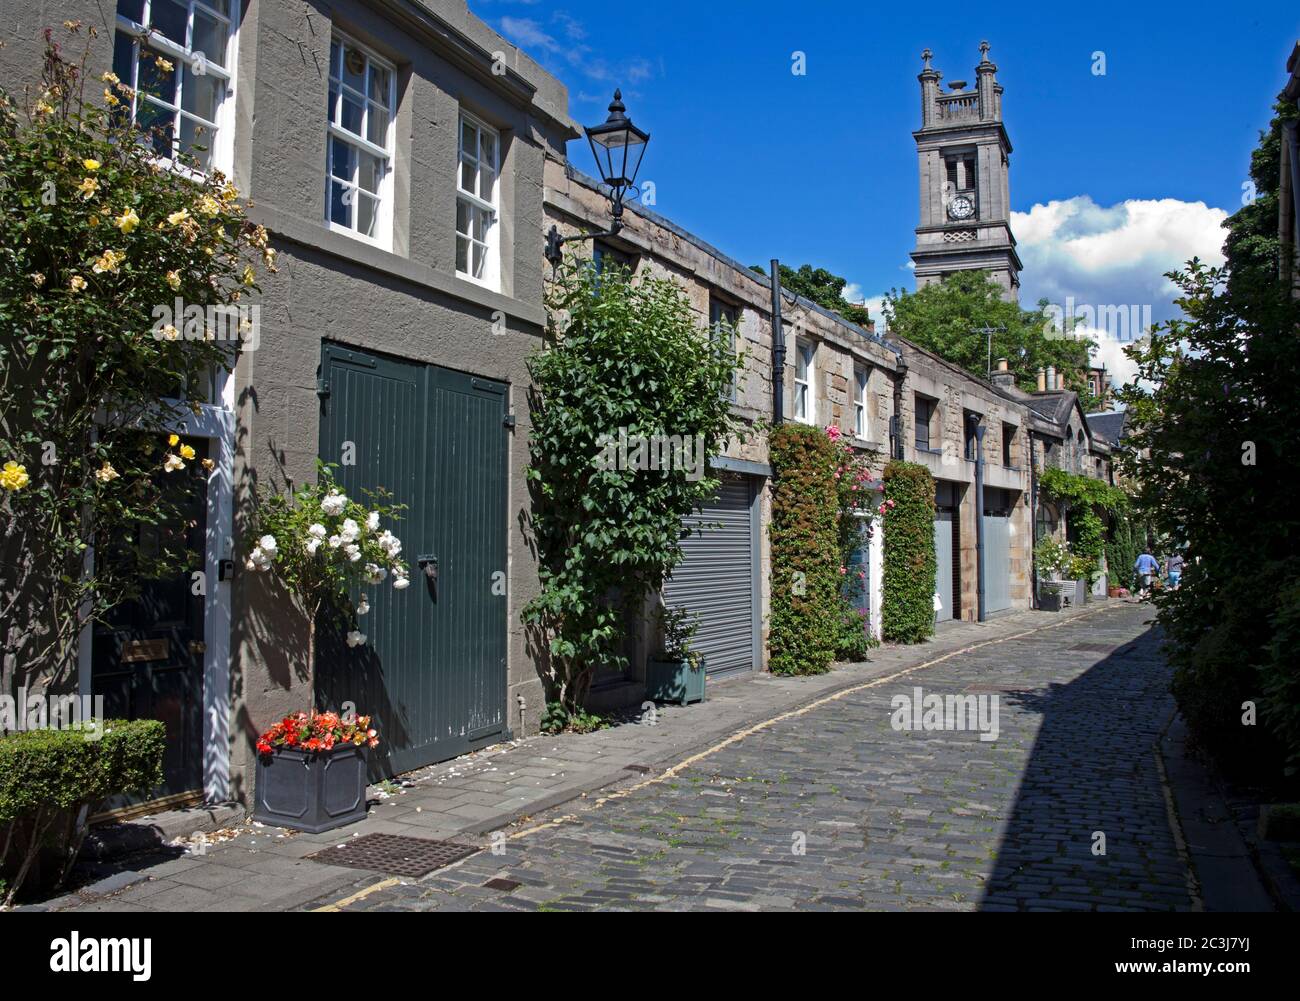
[662,474,759,676]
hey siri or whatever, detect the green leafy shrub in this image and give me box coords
[539,702,607,735]
[881,461,936,643]
[524,258,739,711]
[0,719,165,904]
[768,424,840,675]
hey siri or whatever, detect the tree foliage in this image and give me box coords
[884,271,1098,408]
[751,262,872,328]
[0,29,271,695]
[1117,94,1300,780]
[524,258,739,711]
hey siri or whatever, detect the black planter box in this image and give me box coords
[252,744,368,833]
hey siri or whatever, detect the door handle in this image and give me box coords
[417,555,438,600]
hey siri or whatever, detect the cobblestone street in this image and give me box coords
[313,602,1191,912]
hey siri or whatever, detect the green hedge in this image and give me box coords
[768,424,840,675]
[1,718,165,904]
[882,461,936,643]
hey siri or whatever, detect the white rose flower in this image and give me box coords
[392,574,410,590]
[258,534,278,554]
[328,535,342,549]
[356,596,370,616]
[366,511,380,531]
[364,563,387,584]
[340,518,360,542]
[345,544,362,562]
[307,523,327,539]
[305,538,322,555]
[321,491,348,516]
[345,630,366,648]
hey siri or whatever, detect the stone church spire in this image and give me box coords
[909,43,1022,301]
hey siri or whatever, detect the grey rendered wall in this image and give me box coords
[225,0,575,802]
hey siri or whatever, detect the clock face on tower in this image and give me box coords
[948,194,975,221]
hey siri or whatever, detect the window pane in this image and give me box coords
[329,180,352,227]
[330,137,355,181]
[471,242,486,279]
[461,119,475,156]
[479,130,496,168]
[472,206,490,242]
[366,104,388,147]
[200,0,231,15]
[138,100,176,156]
[456,199,470,237]
[357,192,378,238]
[192,10,228,68]
[342,47,365,92]
[340,94,363,136]
[117,0,146,22]
[456,234,469,273]
[460,155,476,194]
[330,40,341,78]
[151,0,189,47]
[478,162,495,202]
[112,33,136,87]
[139,47,177,104]
[327,86,338,124]
[179,115,212,170]
[181,66,221,122]
[368,65,390,106]
[357,150,383,194]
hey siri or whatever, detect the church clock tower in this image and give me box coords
[910,42,1021,301]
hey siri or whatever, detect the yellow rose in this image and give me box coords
[163,453,185,473]
[167,209,190,226]
[158,323,180,341]
[168,434,180,447]
[103,89,119,107]
[179,444,196,460]
[0,461,30,491]
[197,194,221,216]
[115,207,140,234]
[91,249,125,274]
[241,265,255,286]
[155,57,174,73]
[30,273,45,287]
[166,271,181,290]
[77,176,99,199]
[69,275,86,291]
[95,462,119,483]
[100,72,119,85]
[83,158,101,171]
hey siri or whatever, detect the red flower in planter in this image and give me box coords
[256,710,380,755]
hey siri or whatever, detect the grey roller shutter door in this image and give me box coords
[934,510,954,621]
[983,513,1012,613]
[662,475,758,677]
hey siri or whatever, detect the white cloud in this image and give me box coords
[1013,195,1228,388]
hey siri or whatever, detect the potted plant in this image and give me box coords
[246,463,408,833]
[645,606,706,706]
[1067,555,1094,606]
[1033,538,1071,611]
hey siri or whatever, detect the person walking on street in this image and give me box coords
[1135,551,1159,599]
[1166,552,1184,590]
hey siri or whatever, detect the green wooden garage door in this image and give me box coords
[316,342,509,775]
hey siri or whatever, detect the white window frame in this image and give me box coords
[113,0,241,179]
[456,110,501,289]
[794,338,815,424]
[854,364,869,439]
[326,31,397,249]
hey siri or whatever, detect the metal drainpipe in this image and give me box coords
[891,360,908,460]
[974,422,987,623]
[1029,432,1039,610]
[770,259,786,426]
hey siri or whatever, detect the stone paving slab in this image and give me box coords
[40,601,1120,912]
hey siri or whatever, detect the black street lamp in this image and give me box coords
[544,89,650,269]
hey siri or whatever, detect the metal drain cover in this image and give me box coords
[309,833,479,877]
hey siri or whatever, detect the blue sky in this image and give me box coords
[473,1,1298,383]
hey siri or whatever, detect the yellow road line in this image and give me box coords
[312,876,400,912]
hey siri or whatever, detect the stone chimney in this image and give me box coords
[991,357,1015,390]
[1036,367,1047,391]
[1046,365,1056,391]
